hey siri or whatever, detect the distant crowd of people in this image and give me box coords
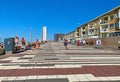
[63,39,94,49]
[75,40,86,47]
[14,36,41,51]
[14,36,26,51]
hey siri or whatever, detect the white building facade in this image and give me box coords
[42,26,47,41]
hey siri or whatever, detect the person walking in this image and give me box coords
[64,39,68,49]
[76,40,79,47]
[14,36,19,51]
[34,39,40,49]
[83,40,86,45]
[14,36,19,46]
[21,37,26,50]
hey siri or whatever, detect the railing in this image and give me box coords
[100,20,108,24]
[81,29,86,31]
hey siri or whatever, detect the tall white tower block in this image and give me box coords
[42,26,47,41]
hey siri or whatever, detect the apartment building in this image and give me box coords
[54,34,66,42]
[80,6,120,39]
[65,6,120,41]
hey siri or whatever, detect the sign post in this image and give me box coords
[95,39,102,49]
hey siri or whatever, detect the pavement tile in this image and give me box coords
[3,66,19,69]
[48,66,55,68]
[14,80,25,82]
[25,79,36,82]
[55,65,62,68]
[56,75,67,78]
[107,76,120,81]
[18,57,32,60]
[0,77,6,81]
[61,65,69,68]
[0,66,5,69]
[47,75,57,79]
[27,76,37,80]
[5,77,17,81]
[16,76,27,80]
[36,78,69,82]
[96,77,110,81]
[26,67,34,69]
[33,66,41,68]
[0,60,11,63]
[84,74,99,81]
[2,80,14,82]
[22,55,35,57]
[0,42,120,82]
[37,75,47,79]
[66,75,79,82]
[75,74,89,81]
[17,67,26,69]
[2,57,20,60]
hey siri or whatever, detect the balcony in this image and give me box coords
[100,28,109,33]
[100,17,108,25]
[94,21,100,25]
[88,29,94,35]
[100,20,108,25]
[81,26,87,31]
[101,33,109,37]
[94,31,99,34]
[88,26,94,29]
[88,32,94,35]
[81,35,88,39]
[88,35,99,38]
[81,29,86,32]
[100,24,109,32]
[88,23,94,29]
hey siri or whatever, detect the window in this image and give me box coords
[109,33,112,37]
[115,32,120,36]
[109,32,120,37]
[110,24,114,29]
[95,28,99,32]
[94,21,99,25]
[109,33,115,37]
[103,27,106,31]
[110,15,114,20]
[82,32,85,34]
[116,12,119,18]
[115,21,119,28]
[102,34,107,37]
[83,27,85,30]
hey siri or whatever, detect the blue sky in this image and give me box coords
[0,0,120,42]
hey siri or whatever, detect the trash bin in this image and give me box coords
[4,38,15,54]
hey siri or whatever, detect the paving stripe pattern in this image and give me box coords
[0,42,120,82]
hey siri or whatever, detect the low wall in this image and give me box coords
[85,36,120,48]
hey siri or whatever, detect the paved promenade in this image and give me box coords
[0,42,120,82]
